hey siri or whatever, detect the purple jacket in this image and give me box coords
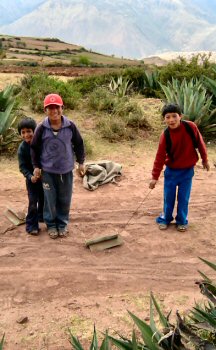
[31,116,85,174]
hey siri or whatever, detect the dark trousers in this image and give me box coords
[26,179,44,232]
[42,171,73,230]
[156,166,194,226]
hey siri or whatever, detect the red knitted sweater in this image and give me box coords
[151,121,208,180]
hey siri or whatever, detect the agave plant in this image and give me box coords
[142,70,161,97]
[70,258,216,350]
[159,78,216,137]
[187,258,216,346]
[109,76,133,98]
[109,293,186,350]
[0,85,19,153]
[69,325,111,350]
[203,75,216,109]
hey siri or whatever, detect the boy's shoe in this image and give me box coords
[28,230,39,236]
[158,223,168,230]
[48,228,58,239]
[176,224,187,232]
[58,228,68,238]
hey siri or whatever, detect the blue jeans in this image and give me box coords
[156,166,194,226]
[42,171,73,230]
[26,179,44,233]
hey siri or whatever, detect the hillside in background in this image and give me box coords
[0,34,151,76]
[0,0,216,59]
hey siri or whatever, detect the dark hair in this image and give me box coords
[162,103,182,117]
[17,117,37,135]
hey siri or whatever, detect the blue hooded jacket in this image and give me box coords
[31,116,85,174]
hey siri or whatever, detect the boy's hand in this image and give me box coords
[149,179,157,189]
[33,167,41,179]
[31,175,37,183]
[202,160,210,171]
[78,164,85,177]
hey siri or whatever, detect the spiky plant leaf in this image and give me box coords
[108,335,136,350]
[199,258,216,272]
[0,334,5,350]
[198,270,213,283]
[150,294,161,342]
[100,331,111,350]
[131,330,139,350]
[151,293,169,329]
[192,307,216,328]
[90,325,98,350]
[128,311,162,350]
[69,329,84,350]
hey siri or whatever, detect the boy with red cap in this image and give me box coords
[149,103,210,232]
[31,94,85,239]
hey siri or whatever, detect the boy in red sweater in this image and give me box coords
[149,103,210,232]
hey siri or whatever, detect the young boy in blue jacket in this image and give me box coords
[31,94,85,239]
[17,117,44,235]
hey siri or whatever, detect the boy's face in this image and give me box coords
[45,104,63,123]
[20,128,34,144]
[164,112,182,129]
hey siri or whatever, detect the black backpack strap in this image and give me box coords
[164,127,174,162]
[181,120,198,148]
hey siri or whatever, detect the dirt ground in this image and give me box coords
[0,65,116,77]
[0,145,216,350]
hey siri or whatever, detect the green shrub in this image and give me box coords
[113,100,150,130]
[83,136,94,157]
[97,100,150,142]
[69,73,118,95]
[88,87,116,112]
[159,54,216,85]
[97,115,132,141]
[121,67,147,91]
[78,55,91,66]
[20,73,81,112]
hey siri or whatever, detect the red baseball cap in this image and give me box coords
[44,94,63,108]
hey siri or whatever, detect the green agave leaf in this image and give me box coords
[0,101,15,135]
[151,293,169,328]
[193,307,216,327]
[108,335,135,350]
[198,270,212,282]
[100,331,111,350]
[90,325,98,350]
[0,334,5,350]
[208,109,216,124]
[199,258,216,272]
[69,330,84,350]
[204,76,216,96]
[131,330,138,350]
[150,294,161,342]
[128,311,161,350]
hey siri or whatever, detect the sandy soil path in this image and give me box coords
[0,152,215,349]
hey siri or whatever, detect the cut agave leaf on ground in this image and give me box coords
[85,234,123,252]
[5,208,26,226]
